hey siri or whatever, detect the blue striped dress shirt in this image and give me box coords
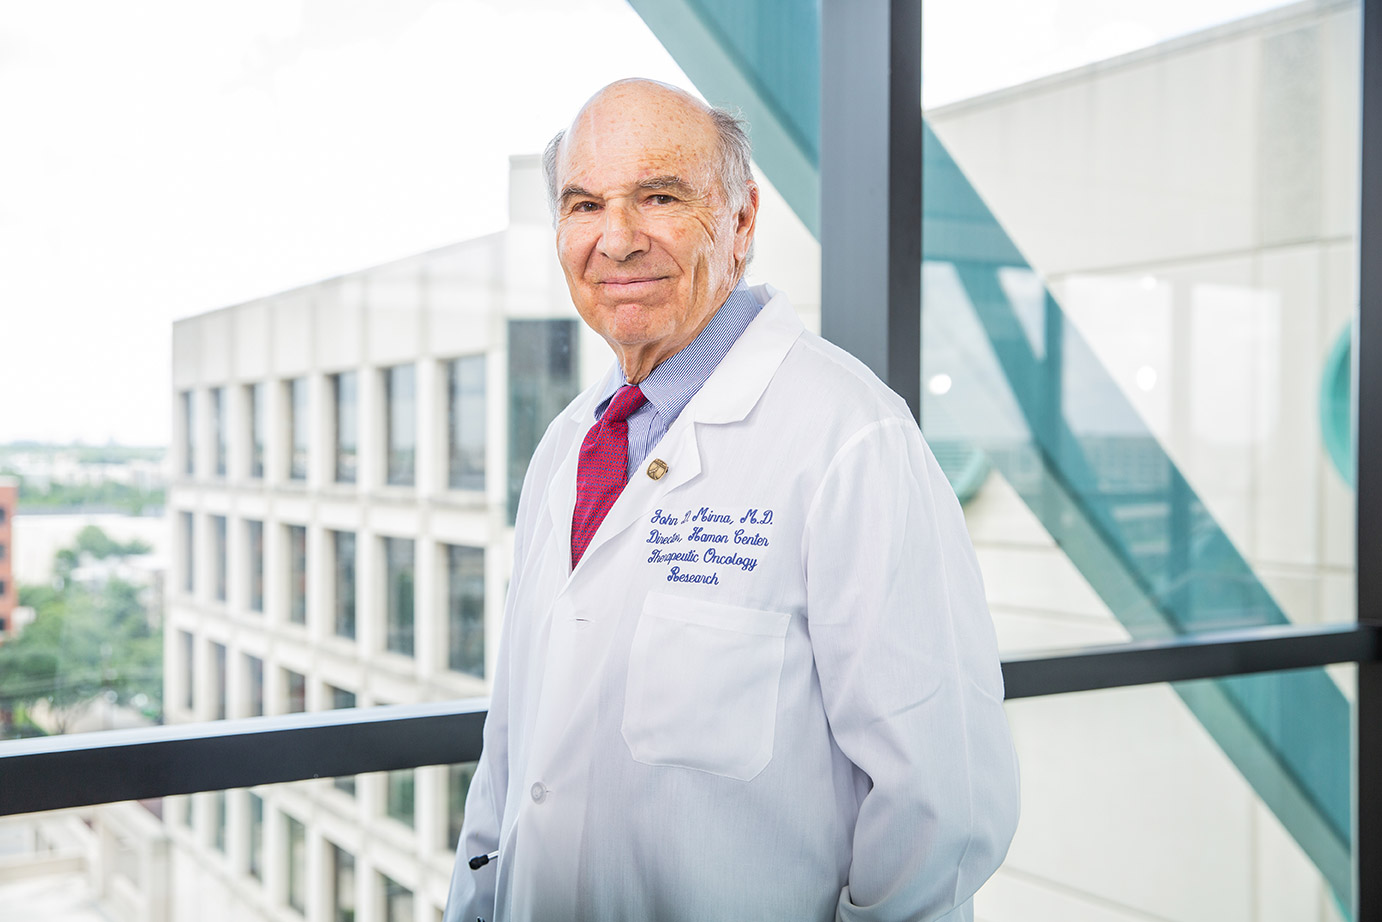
[592,281,762,479]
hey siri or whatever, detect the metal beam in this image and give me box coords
[0,699,486,817]
[1357,0,1382,916]
[820,0,923,420]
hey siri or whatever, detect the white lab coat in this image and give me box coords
[445,285,1018,922]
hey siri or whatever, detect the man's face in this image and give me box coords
[554,84,757,379]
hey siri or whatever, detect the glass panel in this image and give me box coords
[334,530,357,640]
[921,0,1360,657]
[286,812,307,914]
[182,390,195,476]
[248,791,264,880]
[211,387,226,477]
[247,519,264,612]
[284,668,306,714]
[335,371,358,484]
[211,514,227,602]
[289,377,309,481]
[981,667,1354,921]
[386,364,416,487]
[447,354,487,491]
[248,382,265,479]
[507,319,580,521]
[245,653,264,718]
[331,842,357,922]
[210,641,227,720]
[287,524,307,626]
[181,510,194,593]
[381,872,414,922]
[384,537,415,657]
[447,544,485,677]
[446,761,478,851]
[385,770,415,829]
[180,630,194,711]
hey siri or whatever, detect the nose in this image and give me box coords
[598,201,648,262]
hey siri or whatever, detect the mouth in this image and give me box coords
[600,276,667,288]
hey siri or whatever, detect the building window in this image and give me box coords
[284,668,306,714]
[181,511,194,594]
[182,390,195,476]
[384,537,414,656]
[0,543,6,561]
[507,319,580,520]
[210,641,227,720]
[246,654,264,718]
[288,377,308,481]
[211,789,227,853]
[211,387,226,477]
[386,769,414,827]
[287,524,307,625]
[333,530,356,640]
[212,515,227,602]
[247,793,264,880]
[381,873,413,922]
[248,382,265,479]
[247,519,264,612]
[446,762,478,850]
[286,813,307,914]
[334,371,358,484]
[447,545,485,678]
[330,686,357,796]
[385,364,415,486]
[180,630,194,711]
[331,843,356,922]
[447,355,486,491]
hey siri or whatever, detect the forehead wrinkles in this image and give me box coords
[562,100,721,198]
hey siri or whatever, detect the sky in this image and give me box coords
[0,0,1295,445]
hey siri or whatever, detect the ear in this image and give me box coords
[732,182,760,263]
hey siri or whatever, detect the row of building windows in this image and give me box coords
[178,511,486,677]
[181,356,487,491]
[179,774,472,921]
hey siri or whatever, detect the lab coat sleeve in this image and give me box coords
[802,418,1019,922]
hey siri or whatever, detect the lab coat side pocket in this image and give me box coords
[622,591,791,782]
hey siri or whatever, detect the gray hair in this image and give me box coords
[541,105,754,220]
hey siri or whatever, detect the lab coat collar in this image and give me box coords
[548,285,805,575]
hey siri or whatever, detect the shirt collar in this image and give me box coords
[594,280,762,420]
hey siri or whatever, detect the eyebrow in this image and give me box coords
[558,175,699,208]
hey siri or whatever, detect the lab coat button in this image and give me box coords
[530,782,547,804]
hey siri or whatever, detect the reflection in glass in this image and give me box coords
[448,355,486,491]
[334,371,358,484]
[447,544,484,677]
[289,377,309,481]
[247,519,264,612]
[386,364,416,486]
[384,537,414,656]
[333,530,356,640]
[287,524,307,626]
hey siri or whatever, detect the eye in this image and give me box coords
[569,200,600,214]
[648,193,677,205]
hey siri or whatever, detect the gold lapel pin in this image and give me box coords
[646,458,669,481]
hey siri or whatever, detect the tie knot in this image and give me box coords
[602,385,646,425]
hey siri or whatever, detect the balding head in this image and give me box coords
[546,78,760,383]
[543,79,755,221]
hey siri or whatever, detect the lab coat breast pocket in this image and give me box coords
[622,591,791,782]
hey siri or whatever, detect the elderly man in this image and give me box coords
[444,79,1018,922]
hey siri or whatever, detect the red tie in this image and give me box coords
[571,385,647,568]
